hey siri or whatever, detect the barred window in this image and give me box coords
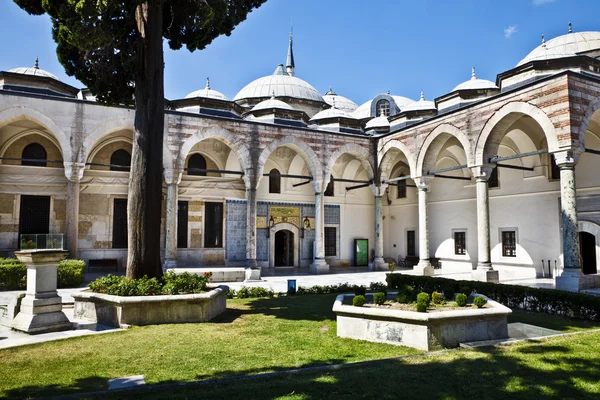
[269,168,281,194]
[177,201,188,249]
[376,99,390,117]
[396,175,407,199]
[204,202,223,248]
[454,231,466,255]
[502,231,516,257]
[407,230,416,257]
[112,198,128,249]
[325,227,337,257]
[22,143,47,167]
[110,149,131,172]
[188,153,207,176]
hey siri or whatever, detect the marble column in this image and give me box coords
[554,150,583,292]
[244,172,261,281]
[372,184,388,271]
[414,178,434,276]
[310,180,329,274]
[471,167,499,283]
[63,162,85,259]
[163,169,182,270]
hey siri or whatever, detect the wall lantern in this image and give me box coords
[267,216,275,238]
[301,216,311,239]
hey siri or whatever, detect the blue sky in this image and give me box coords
[1,0,599,105]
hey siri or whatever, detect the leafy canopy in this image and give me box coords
[14,0,267,105]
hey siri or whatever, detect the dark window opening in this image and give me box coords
[188,153,207,176]
[19,196,50,248]
[269,168,281,194]
[177,201,188,249]
[22,143,47,167]
[110,149,131,172]
[488,166,499,188]
[204,202,223,248]
[112,198,128,248]
[325,227,337,257]
[376,99,390,117]
[454,231,466,255]
[501,231,516,257]
[550,154,561,180]
[396,175,407,199]
[407,230,416,257]
[324,175,334,197]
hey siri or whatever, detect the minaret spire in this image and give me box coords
[286,27,295,77]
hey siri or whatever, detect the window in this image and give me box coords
[177,201,188,248]
[488,166,499,188]
[376,99,390,117]
[324,175,334,197]
[21,143,47,167]
[204,202,223,248]
[188,153,207,176]
[112,198,128,248]
[19,195,50,237]
[550,154,560,180]
[110,149,131,172]
[396,175,407,199]
[501,230,516,257]
[454,231,466,255]
[325,227,337,257]
[269,168,281,194]
[407,230,416,257]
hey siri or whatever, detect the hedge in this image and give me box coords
[0,258,85,291]
[386,273,600,321]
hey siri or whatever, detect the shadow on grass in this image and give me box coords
[509,310,600,332]
[1,376,108,400]
[232,294,339,322]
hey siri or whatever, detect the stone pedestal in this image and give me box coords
[556,268,584,292]
[472,269,500,283]
[12,250,72,334]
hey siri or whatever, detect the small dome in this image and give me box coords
[251,96,295,112]
[453,67,498,91]
[185,78,229,101]
[400,91,437,112]
[9,58,58,80]
[234,64,324,103]
[352,94,415,119]
[365,115,390,130]
[391,95,415,109]
[310,107,353,122]
[323,88,358,113]
[517,30,600,67]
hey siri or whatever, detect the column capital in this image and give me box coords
[164,169,182,185]
[471,165,494,181]
[552,149,582,168]
[63,162,85,182]
[312,177,326,194]
[371,183,388,197]
[414,176,433,190]
[243,168,263,190]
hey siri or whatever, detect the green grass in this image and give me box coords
[509,310,600,332]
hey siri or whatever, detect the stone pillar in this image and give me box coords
[554,150,583,292]
[371,184,388,271]
[163,169,182,270]
[244,172,261,281]
[63,162,85,259]
[414,178,434,276]
[471,167,499,283]
[310,180,329,274]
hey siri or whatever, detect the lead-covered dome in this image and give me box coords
[251,96,295,112]
[323,88,358,113]
[517,30,600,67]
[234,65,324,103]
[185,78,229,101]
[400,91,436,113]
[453,67,497,91]
[9,58,58,80]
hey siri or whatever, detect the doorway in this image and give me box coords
[274,230,294,266]
[19,195,50,248]
[580,231,597,275]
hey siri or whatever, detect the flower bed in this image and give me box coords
[0,258,85,290]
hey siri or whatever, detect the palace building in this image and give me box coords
[1,26,600,291]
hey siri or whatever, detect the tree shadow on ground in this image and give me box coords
[225,294,339,323]
[1,376,108,400]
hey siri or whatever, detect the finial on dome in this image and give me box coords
[286,26,295,77]
[386,90,390,95]
[541,34,546,47]
[471,66,476,80]
[271,90,276,99]
[568,22,572,33]
[420,90,424,101]
[34,57,39,69]
[205,77,210,90]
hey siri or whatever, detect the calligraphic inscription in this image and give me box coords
[256,216,267,229]
[270,206,300,228]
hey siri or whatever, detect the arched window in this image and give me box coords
[269,168,281,194]
[110,149,131,172]
[324,175,334,197]
[376,99,390,117]
[488,166,499,188]
[188,153,207,176]
[22,143,47,167]
[396,174,407,199]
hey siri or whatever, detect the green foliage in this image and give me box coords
[460,286,472,297]
[474,296,488,308]
[388,262,396,272]
[234,286,275,299]
[416,302,428,313]
[396,293,408,304]
[443,284,456,300]
[456,293,468,307]
[57,259,85,288]
[432,291,444,305]
[417,292,431,307]
[369,281,387,293]
[0,258,26,290]
[88,271,210,296]
[353,295,366,307]
[162,271,210,295]
[373,292,387,305]
[398,285,416,302]
[354,286,367,296]
[20,239,36,249]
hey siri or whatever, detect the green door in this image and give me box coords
[354,239,368,266]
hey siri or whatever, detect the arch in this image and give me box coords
[269,222,300,268]
[258,136,322,183]
[83,116,134,160]
[475,101,558,166]
[324,174,334,197]
[269,168,281,194]
[579,97,600,149]
[0,106,70,161]
[579,220,600,273]
[178,126,249,172]
[378,139,417,182]
[0,129,63,163]
[110,149,131,172]
[324,143,375,183]
[22,143,47,167]
[416,123,472,176]
[86,136,133,165]
[187,153,207,176]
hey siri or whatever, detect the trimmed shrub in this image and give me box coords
[417,292,431,307]
[88,271,211,297]
[474,296,488,308]
[354,286,367,296]
[396,293,408,304]
[459,286,472,297]
[399,284,416,302]
[57,259,85,288]
[0,258,26,291]
[443,284,456,300]
[369,282,387,293]
[432,291,444,305]
[416,302,427,313]
[353,295,366,307]
[455,293,468,307]
[373,292,386,305]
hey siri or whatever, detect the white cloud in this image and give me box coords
[504,25,518,39]
[532,0,557,5]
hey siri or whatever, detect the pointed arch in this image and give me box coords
[324,143,375,182]
[257,136,322,182]
[378,139,417,182]
[416,123,472,176]
[579,97,600,149]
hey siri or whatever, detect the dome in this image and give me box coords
[310,107,353,122]
[453,67,498,91]
[400,91,437,112]
[352,94,415,119]
[185,78,229,101]
[323,88,358,113]
[365,115,390,130]
[517,30,600,67]
[8,58,58,80]
[251,96,295,112]
[234,65,324,103]
[391,95,415,109]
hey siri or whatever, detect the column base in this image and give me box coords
[556,268,584,292]
[310,259,330,274]
[471,269,499,283]
[12,295,72,334]
[163,258,177,271]
[369,257,389,271]
[244,268,262,282]
[414,260,434,276]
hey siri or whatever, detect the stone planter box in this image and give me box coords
[73,285,228,328]
[333,293,511,351]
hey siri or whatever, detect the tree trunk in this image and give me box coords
[127,0,164,279]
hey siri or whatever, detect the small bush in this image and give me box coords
[443,284,456,300]
[459,286,472,297]
[399,285,416,302]
[416,292,431,307]
[162,271,210,295]
[416,302,428,313]
[88,271,211,296]
[474,296,488,308]
[396,293,408,304]
[388,262,396,272]
[369,282,387,293]
[57,259,85,288]
[432,291,444,305]
[353,295,366,307]
[373,292,386,305]
[354,286,366,296]
[0,258,26,291]
[234,286,274,299]
[456,293,468,307]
